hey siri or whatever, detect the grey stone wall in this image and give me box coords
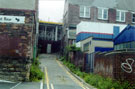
[0,9,36,81]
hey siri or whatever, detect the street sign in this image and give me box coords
[0,15,25,24]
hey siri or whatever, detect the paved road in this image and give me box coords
[0,81,41,89]
[39,54,86,89]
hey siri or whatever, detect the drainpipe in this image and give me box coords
[33,12,39,63]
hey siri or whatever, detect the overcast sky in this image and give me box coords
[39,0,65,22]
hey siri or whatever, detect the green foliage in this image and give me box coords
[30,57,44,82]
[66,45,81,52]
[59,56,66,61]
[62,59,134,89]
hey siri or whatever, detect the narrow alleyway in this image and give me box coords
[39,54,86,89]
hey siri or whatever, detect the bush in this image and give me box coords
[62,59,134,89]
[30,58,44,82]
[66,45,81,52]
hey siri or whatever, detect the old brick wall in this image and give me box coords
[0,9,36,81]
[108,8,116,23]
[66,4,133,27]
[94,50,135,85]
[113,52,135,84]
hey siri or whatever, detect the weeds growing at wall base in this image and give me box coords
[30,57,44,82]
[61,59,135,89]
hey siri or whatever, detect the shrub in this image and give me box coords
[66,45,81,52]
[30,58,44,82]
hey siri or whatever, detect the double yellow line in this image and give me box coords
[45,67,55,89]
[45,67,50,89]
[56,60,86,89]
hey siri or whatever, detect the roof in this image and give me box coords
[39,21,63,25]
[67,0,135,12]
[0,0,37,10]
[114,25,135,45]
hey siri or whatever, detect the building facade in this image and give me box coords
[0,0,39,81]
[38,21,63,54]
[63,0,135,45]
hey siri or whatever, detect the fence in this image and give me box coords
[67,49,135,85]
[85,53,95,73]
[94,49,135,85]
[67,51,85,71]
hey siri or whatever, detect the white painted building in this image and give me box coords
[76,21,127,53]
[77,21,127,35]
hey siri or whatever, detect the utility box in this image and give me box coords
[0,0,39,81]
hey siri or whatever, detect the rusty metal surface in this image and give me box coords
[0,34,21,57]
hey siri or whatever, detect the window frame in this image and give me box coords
[132,12,135,23]
[80,6,90,18]
[98,7,108,20]
[116,10,126,22]
[83,42,89,52]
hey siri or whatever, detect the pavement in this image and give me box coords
[39,54,94,89]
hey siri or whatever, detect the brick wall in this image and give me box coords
[0,9,36,81]
[68,4,80,26]
[108,8,116,23]
[66,4,133,27]
[126,12,132,24]
[94,50,135,85]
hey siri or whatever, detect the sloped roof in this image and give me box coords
[67,0,135,11]
[114,25,135,45]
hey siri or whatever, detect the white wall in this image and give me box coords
[0,0,37,10]
[77,21,127,34]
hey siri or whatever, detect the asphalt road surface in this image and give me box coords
[39,54,87,89]
[0,82,41,89]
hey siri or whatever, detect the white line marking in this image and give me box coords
[40,81,43,89]
[10,82,21,89]
[51,83,54,89]
[0,80,15,83]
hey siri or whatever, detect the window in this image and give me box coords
[116,10,125,22]
[123,43,126,49]
[132,13,135,23]
[126,43,131,48]
[83,42,89,51]
[115,42,135,50]
[80,6,90,18]
[98,8,108,20]
[131,42,135,48]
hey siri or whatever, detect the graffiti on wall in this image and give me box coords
[121,58,135,73]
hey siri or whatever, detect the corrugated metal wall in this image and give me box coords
[114,25,135,45]
[76,32,113,42]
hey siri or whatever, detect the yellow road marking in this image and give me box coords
[56,60,86,89]
[45,67,50,89]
